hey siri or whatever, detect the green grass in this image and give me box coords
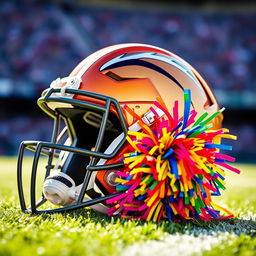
[0,157,255,256]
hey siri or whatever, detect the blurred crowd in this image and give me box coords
[76,6,256,93]
[1,1,256,97]
[0,115,52,155]
[0,0,84,98]
[0,0,256,159]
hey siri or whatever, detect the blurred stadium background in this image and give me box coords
[0,0,255,162]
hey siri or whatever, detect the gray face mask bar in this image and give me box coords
[17,87,128,214]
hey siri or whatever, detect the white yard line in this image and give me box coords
[121,232,235,256]
[121,216,256,256]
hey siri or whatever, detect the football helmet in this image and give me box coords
[17,43,222,214]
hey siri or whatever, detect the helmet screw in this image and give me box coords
[105,171,119,186]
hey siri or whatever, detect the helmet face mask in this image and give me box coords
[17,87,128,214]
[17,43,223,217]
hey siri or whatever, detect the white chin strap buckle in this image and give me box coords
[43,172,109,213]
[43,172,77,206]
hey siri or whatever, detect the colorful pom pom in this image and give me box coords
[106,90,240,222]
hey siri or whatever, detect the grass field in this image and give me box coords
[0,157,255,256]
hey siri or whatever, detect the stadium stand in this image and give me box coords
[0,0,255,160]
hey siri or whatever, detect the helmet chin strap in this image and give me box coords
[42,132,126,214]
[43,107,165,213]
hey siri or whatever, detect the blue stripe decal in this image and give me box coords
[102,59,184,91]
[100,52,201,87]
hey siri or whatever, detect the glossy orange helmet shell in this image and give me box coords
[70,43,222,128]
